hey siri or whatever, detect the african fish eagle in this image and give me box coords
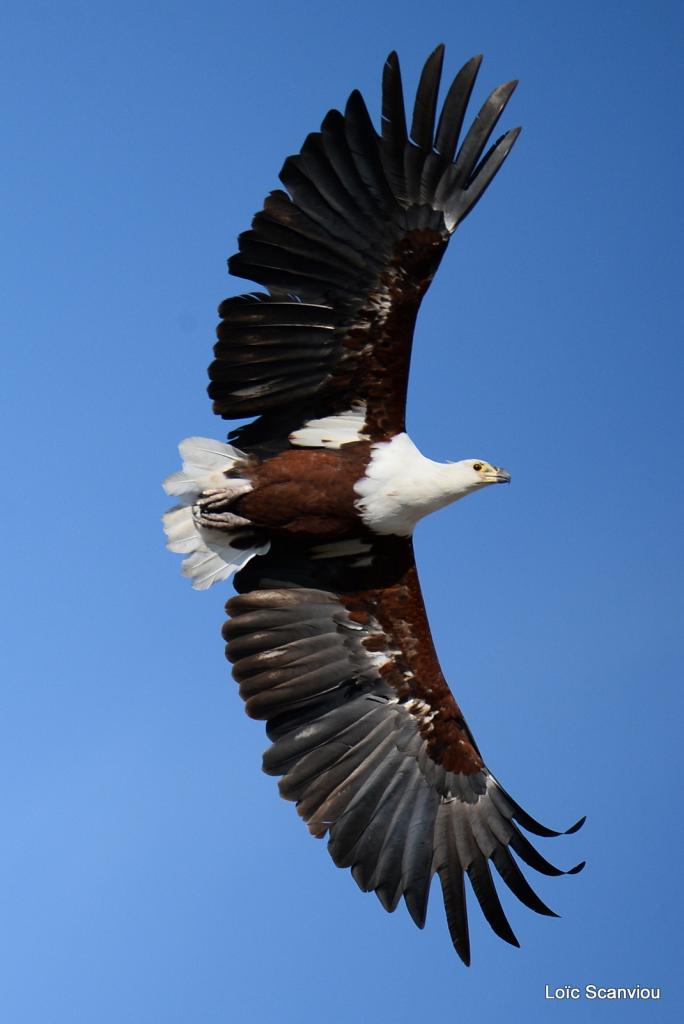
[163,45,584,964]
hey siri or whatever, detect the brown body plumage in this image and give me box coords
[234,444,371,536]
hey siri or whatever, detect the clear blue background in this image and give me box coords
[2,1,683,1021]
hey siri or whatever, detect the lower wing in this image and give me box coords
[224,535,584,964]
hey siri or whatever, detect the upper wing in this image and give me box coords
[209,46,520,452]
[225,537,584,964]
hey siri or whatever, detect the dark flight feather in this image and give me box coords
[434,54,482,159]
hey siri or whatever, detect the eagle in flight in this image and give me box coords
[163,45,584,964]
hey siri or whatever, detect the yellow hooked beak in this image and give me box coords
[482,464,511,484]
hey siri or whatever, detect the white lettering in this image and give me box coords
[585,985,660,1000]
[544,986,580,1000]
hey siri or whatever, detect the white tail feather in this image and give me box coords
[163,436,249,496]
[180,529,269,590]
[163,505,198,554]
[163,437,268,589]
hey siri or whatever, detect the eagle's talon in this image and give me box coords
[192,506,252,530]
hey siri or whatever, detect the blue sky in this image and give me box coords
[2,1,683,1021]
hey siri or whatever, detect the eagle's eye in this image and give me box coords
[473,462,483,472]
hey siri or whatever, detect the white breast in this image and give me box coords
[354,434,472,536]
